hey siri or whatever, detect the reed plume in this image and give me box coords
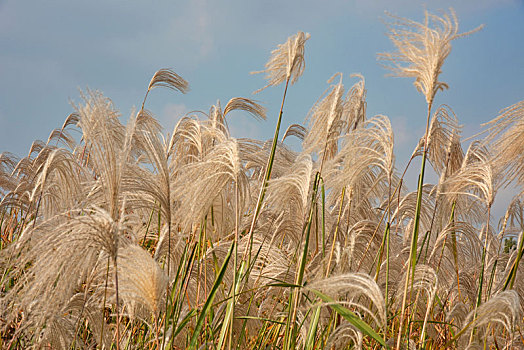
[252,31,310,94]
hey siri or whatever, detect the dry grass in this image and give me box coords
[1,9,524,350]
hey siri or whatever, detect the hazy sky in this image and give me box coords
[1,0,523,167]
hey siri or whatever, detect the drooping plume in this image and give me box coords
[379,9,482,106]
[252,31,310,93]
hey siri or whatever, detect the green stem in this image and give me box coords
[396,101,432,349]
[246,77,291,262]
[503,230,524,290]
[285,172,321,349]
[321,178,326,259]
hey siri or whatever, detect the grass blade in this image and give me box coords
[311,289,389,349]
[305,304,321,350]
[189,242,235,349]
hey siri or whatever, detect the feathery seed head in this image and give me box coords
[443,142,497,207]
[252,31,310,93]
[147,68,190,94]
[462,290,521,343]
[119,245,168,316]
[483,101,524,186]
[304,73,346,160]
[379,9,482,105]
[308,273,387,329]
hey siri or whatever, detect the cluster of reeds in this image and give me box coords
[1,8,524,349]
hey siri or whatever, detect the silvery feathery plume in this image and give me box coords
[324,115,395,222]
[32,292,110,349]
[208,97,266,134]
[428,221,483,267]
[0,205,136,339]
[262,153,314,244]
[307,273,387,330]
[325,322,363,350]
[44,112,81,153]
[304,74,368,165]
[393,265,438,309]
[378,9,482,107]
[391,184,435,243]
[27,148,86,220]
[173,137,248,230]
[252,31,310,93]
[337,220,386,273]
[303,73,346,163]
[443,142,496,208]
[499,194,524,237]
[266,154,313,221]
[141,68,189,110]
[74,90,133,218]
[238,138,297,180]
[412,105,462,176]
[118,245,168,319]
[460,290,521,345]
[169,116,218,166]
[282,123,307,142]
[246,31,310,250]
[0,153,18,195]
[482,100,524,186]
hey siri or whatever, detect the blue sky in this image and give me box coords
[1,0,523,168]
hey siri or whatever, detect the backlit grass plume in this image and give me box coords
[378,9,482,106]
[252,31,310,93]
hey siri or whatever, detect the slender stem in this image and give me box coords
[503,229,524,290]
[396,101,432,349]
[385,222,390,325]
[141,89,150,112]
[325,187,346,276]
[141,204,156,246]
[100,256,111,348]
[113,256,121,350]
[477,205,492,307]
[285,172,321,349]
[245,76,291,262]
[469,205,492,345]
[231,180,240,349]
[320,179,326,260]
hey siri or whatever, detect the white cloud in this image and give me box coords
[228,116,264,140]
[102,1,217,70]
[158,103,189,132]
[192,0,214,57]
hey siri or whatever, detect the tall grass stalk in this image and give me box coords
[285,172,320,349]
[113,255,121,350]
[100,256,111,349]
[189,242,234,349]
[396,102,432,349]
[468,205,493,345]
[503,230,524,290]
[246,76,290,259]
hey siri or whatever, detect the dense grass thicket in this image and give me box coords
[2,9,524,349]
